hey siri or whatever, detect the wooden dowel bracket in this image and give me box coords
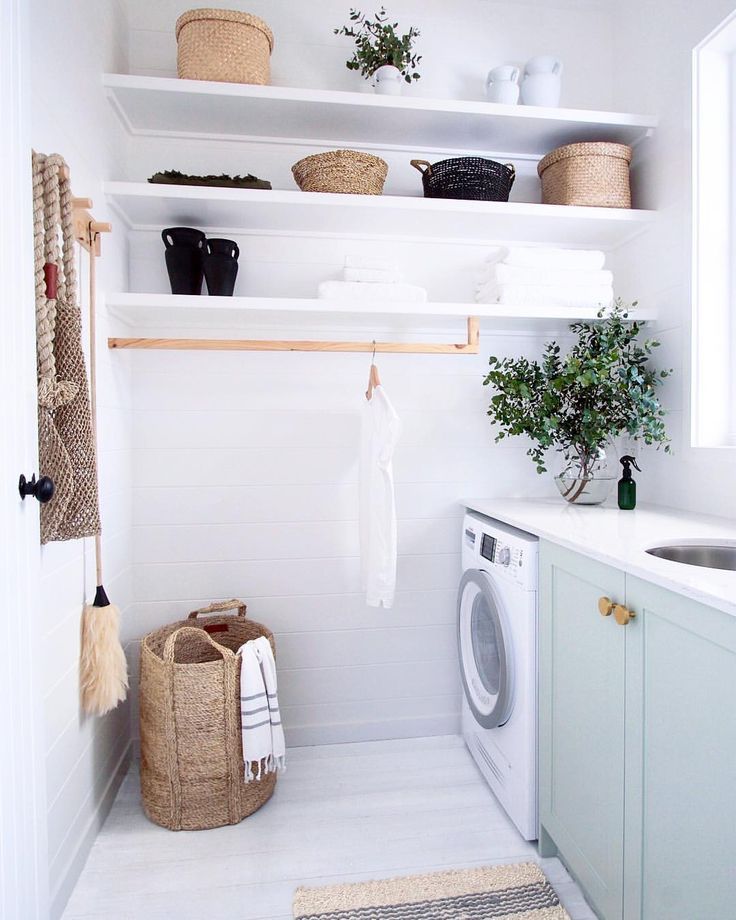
[72,207,111,256]
[59,166,111,255]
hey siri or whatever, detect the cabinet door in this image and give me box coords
[623,577,736,920]
[539,541,627,920]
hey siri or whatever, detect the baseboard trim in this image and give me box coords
[284,712,461,748]
[49,738,132,920]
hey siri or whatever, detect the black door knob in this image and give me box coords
[18,474,55,504]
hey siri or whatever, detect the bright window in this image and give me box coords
[692,10,736,447]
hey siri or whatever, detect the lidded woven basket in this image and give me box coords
[139,599,277,831]
[175,8,274,85]
[537,142,633,208]
[291,150,388,195]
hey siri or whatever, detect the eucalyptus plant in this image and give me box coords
[483,300,671,476]
[334,7,422,83]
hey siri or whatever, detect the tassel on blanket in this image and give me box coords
[239,636,286,782]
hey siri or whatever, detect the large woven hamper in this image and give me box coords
[139,599,277,831]
[537,142,632,208]
[292,150,388,195]
[175,8,274,85]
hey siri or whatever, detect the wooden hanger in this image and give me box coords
[365,340,381,401]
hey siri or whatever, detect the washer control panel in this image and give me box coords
[464,512,537,590]
[482,533,524,570]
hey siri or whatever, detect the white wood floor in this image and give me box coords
[63,735,597,920]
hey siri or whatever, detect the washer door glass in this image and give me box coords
[457,569,514,728]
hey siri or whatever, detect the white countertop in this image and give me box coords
[462,498,736,617]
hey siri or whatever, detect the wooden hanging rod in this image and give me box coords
[59,164,112,255]
[108,317,480,355]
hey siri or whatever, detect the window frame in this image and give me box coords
[691,9,736,448]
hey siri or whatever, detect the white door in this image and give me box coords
[0,1,49,917]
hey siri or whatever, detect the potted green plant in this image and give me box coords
[334,7,422,95]
[483,300,672,504]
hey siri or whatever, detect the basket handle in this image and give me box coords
[188,598,247,620]
[505,163,516,180]
[163,625,236,664]
[410,159,432,175]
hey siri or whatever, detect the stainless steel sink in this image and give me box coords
[646,543,736,571]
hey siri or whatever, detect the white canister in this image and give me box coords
[520,56,563,107]
[372,64,403,96]
[486,64,520,105]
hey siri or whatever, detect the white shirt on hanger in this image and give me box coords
[360,385,402,608]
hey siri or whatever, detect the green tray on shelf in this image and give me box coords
[148,170,272,190]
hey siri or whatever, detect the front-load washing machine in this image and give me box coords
[458,510,538,840]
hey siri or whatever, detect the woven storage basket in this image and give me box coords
[291,150,388,195]
[411,157,516,201]
[537,142,632,208]
[139,599,277,831]
[176,8,274,85]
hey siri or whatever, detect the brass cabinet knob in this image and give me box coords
[598,596,614,617]
[614,604,636,626]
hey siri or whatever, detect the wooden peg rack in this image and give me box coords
[60,165,112,255]
[107,317,480,355]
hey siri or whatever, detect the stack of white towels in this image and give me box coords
[318,256,428,303]
[475,247,614,309]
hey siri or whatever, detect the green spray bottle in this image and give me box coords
[618,455,641,510]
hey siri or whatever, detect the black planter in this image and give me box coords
[204,238,239,296]
[162,227,205,295]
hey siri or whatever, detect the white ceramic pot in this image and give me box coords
[485,65,520,105]
[520,55,563,107]
[372,64,403,96]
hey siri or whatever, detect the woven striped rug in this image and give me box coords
[293,862,571,919]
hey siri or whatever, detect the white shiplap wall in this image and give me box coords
[122,234,572,746]
[29,1,134,916]
[118,0,617,746]
[124,0,617,109]
[610,0,736,518]
[126,335,558,745]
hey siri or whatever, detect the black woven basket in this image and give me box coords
[411,157,516,201]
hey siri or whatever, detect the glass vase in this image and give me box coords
[554,447,615,505]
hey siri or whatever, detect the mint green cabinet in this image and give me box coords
[539,541,627,920]
[540,541,736,920]
[623,576,736,920]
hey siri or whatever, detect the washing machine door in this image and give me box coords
[457,569,515,728]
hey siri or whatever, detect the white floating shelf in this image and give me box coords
[106,293,656,330]
[105,182,655,247]
[104,73,657,158]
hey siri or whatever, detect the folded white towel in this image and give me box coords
[239,636,285,782]
[475,282,614,308]
[344,256,399,272]
[485,247,606,271]
[478,264,614,288]
[344,267,404,284]
[318,281,427,303]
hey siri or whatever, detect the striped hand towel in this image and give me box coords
[239,636,286,781]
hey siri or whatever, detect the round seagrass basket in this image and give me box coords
[411,156,516,201]
[175,8,274,85]
[139,599,277,831]
[291,150,388,195]
[537,142,632,208]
